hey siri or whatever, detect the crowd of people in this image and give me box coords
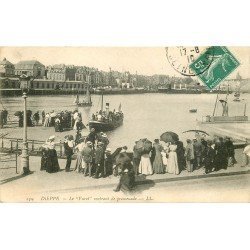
[135,136,236,177]
[40,128,134,191]
[12,108,84,133]
[43,109,84,132]
[39,128,250,193]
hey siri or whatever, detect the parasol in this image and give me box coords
[160,131,179,144]
[182,130,209,136]
[134,138,152,154]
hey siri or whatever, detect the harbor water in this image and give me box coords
[1,93,250,149]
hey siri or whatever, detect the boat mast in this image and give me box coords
[86,84,90,103]
[212,93,219,117]
[101,91,103,111]
[225,83,229,102]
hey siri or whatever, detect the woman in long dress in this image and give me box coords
[167,143,179,175]
[161,144,169,170]
[152,139,164,174]
[45,135,60,173]
[40,144,49,171]
[74,138,85,173]
[138,153,153,175]
[44,113,50,127]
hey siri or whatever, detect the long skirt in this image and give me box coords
[74,152,84,173]
[54,122,62,132]
[138,154,153,175]
[44,118,49,127]
[120,171,136,191]
[167,152,179,175]
[153,151,164,174]
[46,149,60,173]
[40,148,49,171]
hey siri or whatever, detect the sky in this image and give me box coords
[0,47,250,78]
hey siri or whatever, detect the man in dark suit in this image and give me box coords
[204,140,216,174]
[64,137,74,172]
[94,142,105,178]
[133,141,140,175]
[86,128,97,149]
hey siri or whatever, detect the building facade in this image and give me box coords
[47,64,76,81]
[15,60,45,78]
[0,58,15,77]
[75,66,89,82]
[75,66,102,86]
[31,79,86,90]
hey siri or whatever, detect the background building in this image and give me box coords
[15,60,45,78]
[75,66,88,82]
[0,58,15,77]
[47,64,76,81]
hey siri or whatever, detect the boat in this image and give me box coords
[158,86,202,94]
[234,92,240,98]
[233,97,241,102]
[88,90,124,132]
[74,84,92,107]
[189,109,197,113]
[199,89,249,124]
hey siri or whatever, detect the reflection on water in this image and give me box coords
[2,93,250,149]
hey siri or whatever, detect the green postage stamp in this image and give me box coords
[189,46,240,89]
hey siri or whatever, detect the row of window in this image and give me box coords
[15,70,32,76]
[75,75,87,81]
[47,73,65,81]
[33,82,86,89]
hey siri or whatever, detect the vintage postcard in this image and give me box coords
[0,46,250,202]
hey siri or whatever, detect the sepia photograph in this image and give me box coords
[0,46,250,202]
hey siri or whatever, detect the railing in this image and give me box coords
[0,152,18,173]
[0,137,66,158]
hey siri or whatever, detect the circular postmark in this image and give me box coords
[166,46,214,76]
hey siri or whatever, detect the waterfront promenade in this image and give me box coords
[1,147,249,202]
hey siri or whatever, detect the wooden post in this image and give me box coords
[212,94,219,117]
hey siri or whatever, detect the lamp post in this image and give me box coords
[19,74,30,174]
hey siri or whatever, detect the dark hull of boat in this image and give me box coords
[200,115,249,124]
[89,119,123,132]
[189,109,197,113]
